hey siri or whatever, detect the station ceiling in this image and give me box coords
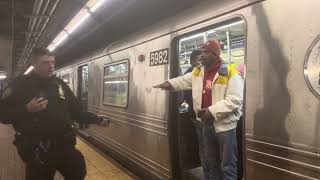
[0,0,202,76]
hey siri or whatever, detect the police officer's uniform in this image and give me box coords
[0,73,101,180]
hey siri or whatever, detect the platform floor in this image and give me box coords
[0,124,135,180]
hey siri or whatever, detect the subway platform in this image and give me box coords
[0,124,136,180]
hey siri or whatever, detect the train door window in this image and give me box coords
[102,60,129,108]
[174,18,246,179]
[61,74,71,86]
[178,19,245,75]
[78,65,89,111]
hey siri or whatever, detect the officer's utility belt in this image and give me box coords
[14,132,76,165]
[15,131,76,147]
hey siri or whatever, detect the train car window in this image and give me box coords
[61,73,71,86]
[178,19,245,75]
[78,65,89,111]
[78,65,89,98]
[103,60,129,108]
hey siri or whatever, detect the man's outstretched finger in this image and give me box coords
[153,83,165,88]
[153,81,172,90]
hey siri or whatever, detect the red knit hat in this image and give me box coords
[201,39,221,57]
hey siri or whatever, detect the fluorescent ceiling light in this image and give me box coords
[66,9,90,34]
[47,31,68,52]
[24,66,34,75]
[0,75,6,80]
[86,0,100,7]
[90,0,107,12]
[47,44,56,52]
[53,31,69,46]
[46,0,107,51]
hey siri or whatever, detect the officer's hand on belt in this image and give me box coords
[26,97,48,113]
[96,115,110,127]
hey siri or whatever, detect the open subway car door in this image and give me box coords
[170,18,246,180]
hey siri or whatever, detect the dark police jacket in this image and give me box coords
[0,73,98,148]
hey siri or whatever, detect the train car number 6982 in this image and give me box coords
[150,48,169,66]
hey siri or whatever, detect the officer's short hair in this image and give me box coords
[31,48,54,62]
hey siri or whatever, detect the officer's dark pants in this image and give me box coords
[192,119,238,180]
[24,146,86,180]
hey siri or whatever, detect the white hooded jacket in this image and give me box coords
[168,65,243,133]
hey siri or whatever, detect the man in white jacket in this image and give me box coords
[154,40,243,180]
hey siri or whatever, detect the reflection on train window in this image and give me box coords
[103,61,129,108]
[79,65,89,98]
[61,74,70,86]
[78,65,89,110]
[178,19,245,75]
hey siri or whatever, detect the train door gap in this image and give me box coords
[78,64,89,129]
[170,17,246,180]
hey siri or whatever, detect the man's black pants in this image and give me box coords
[23,146,86,180]
[236,117,243,180]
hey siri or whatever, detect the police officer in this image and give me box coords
[0,48,105,180]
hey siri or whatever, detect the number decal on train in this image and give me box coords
[150,48,169,66]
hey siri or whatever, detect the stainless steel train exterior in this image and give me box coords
[55,0,320,179]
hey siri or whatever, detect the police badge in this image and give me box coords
[58,85,65,99]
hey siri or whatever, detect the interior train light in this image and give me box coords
[104,81,128,84]
[24,66,34,75]
[212,20,245,31]
[180,20,245,43]
[0,74,6,80]
[180,33,205,42]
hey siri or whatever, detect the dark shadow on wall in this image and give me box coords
[248,4,292,180]
[252,4,290,144]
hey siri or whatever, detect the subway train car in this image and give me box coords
[55,0,320,179]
